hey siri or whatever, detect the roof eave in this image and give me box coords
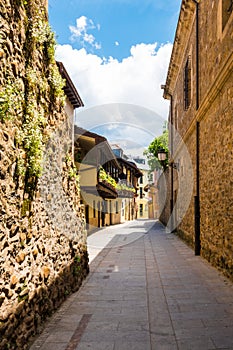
[163,0,196,99]
[56,61,84,109]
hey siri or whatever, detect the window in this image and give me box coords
[222,0,233,30]
[121,200,125,216]
[116,201,119,214]
[104,201,108,213]
[148,173,153,182]
[140,188,143,199]
[184,56,192,110]
[93,200,96,218]
[140,176,143,184]
[140,204,143,217]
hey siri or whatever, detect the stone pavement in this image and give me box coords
[29,220,233,350]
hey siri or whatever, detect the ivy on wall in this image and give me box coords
[0,0,66,189]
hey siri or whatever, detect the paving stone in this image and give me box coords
[29,220,233,350]
[37,344,68,350]
[75,342,114,350]
[85,321,119,331]
[114,341,151,350]
[43,331,74,343]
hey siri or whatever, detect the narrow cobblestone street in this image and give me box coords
[30,220,233,350]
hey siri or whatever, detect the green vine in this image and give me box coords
[48,65,66,104]
[0,78,24,122]
[0,3,66,183]
[66,154,80,192]
[72,255,82,276]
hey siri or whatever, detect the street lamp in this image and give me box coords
[158,148,179,170]
[157,148,167,162]
[157,148,168,171]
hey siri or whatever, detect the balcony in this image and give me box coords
[96,167,118,199]
[116,179,136,198]
[96,168,136,199]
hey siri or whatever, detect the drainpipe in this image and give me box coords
[193,0,199,110]
[192,0,200,255]
[169,95,174,232]
[161,85,174,232]
[195,122,201,255]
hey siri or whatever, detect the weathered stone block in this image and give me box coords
[0,0,88,348]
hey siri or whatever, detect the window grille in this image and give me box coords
[184,56,191,110]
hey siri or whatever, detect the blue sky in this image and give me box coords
[49,0,180,61]
[48,0,181,155]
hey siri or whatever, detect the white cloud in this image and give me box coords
[56,42,171,113]
[69,16,101,50]
[76,16,88,32]
[115,41,119,46]
[55,42,172,153]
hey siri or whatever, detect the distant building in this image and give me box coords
[74,127,121,231]
[132,157,155,219]
[116,156,143,222]
[111,144,129,160]
[111,145,142,222]
[74,136,142,232]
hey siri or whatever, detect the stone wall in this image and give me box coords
[175,132,196,247]
[176,69,233,279]
[164,0,233,280]
[199,70,233,279]
[157,169,170,227]
[0,1,88,349]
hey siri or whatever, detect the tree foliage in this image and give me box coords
[144,127,169,171]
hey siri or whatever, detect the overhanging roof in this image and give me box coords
[74,126,107,145]
[117,157,143,177]
[56,61,84,108]
[74,126,121,169]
